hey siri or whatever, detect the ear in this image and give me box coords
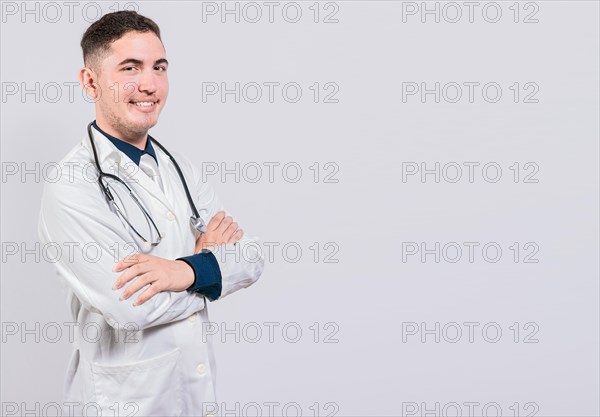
[78,66,100,100]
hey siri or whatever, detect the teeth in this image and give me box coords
[133,102,155,107]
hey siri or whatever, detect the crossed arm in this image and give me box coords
[113,211,243,306]
[38,160,263,331]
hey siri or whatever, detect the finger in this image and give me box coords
[215,216,234,236]
[120,273,155,301]
[206,211,226,231]
[114,253,147,272]
[133,281,163,306]
[222,221,239,242]
[228,228,244,244]
[114,253,144,272]
[113,262,151,290]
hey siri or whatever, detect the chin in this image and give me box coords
[129,116,159,131]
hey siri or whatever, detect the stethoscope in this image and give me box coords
[87,121,206,248]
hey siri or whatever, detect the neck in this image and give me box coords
[95,119,147,150]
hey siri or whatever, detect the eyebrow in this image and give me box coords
[117,58,169,67]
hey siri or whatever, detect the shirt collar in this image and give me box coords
[92,120,158,166]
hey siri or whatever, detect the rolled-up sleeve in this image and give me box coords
[174,152,265,301]
[178,251,222,301]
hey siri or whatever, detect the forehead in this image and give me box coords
[106,31,165,62]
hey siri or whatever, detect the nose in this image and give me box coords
[136,69,158,94]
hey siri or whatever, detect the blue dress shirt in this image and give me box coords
[92,120,222,300]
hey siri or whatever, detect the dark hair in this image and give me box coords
[80,11,162,70]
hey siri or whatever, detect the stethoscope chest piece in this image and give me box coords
[190,215,207,234]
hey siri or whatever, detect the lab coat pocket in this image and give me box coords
[91,348,183,417]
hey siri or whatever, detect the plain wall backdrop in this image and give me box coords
[1,1,599,415]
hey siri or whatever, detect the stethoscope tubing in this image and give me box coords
[87,122,203,243]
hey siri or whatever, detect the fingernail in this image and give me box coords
[132,300,139,307]
[119,294,125,301]
[112,284,118,290]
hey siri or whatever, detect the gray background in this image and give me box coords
[1,1,599,416]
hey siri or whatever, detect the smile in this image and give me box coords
[130,101,157,107]
[128,99,159,112]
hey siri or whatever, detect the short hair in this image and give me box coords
[80,11,162,71]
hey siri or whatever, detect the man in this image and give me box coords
[37,11,264,416]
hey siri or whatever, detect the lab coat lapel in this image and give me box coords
[84,124,176,214]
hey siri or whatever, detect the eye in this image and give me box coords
[123,66,136,72]
[154,65,167,71]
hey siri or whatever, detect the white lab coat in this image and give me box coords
[37,124,264,416]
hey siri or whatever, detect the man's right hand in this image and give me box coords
[194,211,244,253]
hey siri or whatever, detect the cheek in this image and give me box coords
[160,78,169,93]
[104,77,135,103]
[97,82,118,104]
[120,84,138,103]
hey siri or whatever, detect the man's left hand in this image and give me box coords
[113,255,194,306]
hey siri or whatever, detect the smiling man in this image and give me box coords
[37,11,264,416]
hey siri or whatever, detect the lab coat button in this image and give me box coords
[166,211,175,221]
[188,314,196,323]
[196,363,207,375]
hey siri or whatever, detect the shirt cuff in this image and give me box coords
[177,251,222,301]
